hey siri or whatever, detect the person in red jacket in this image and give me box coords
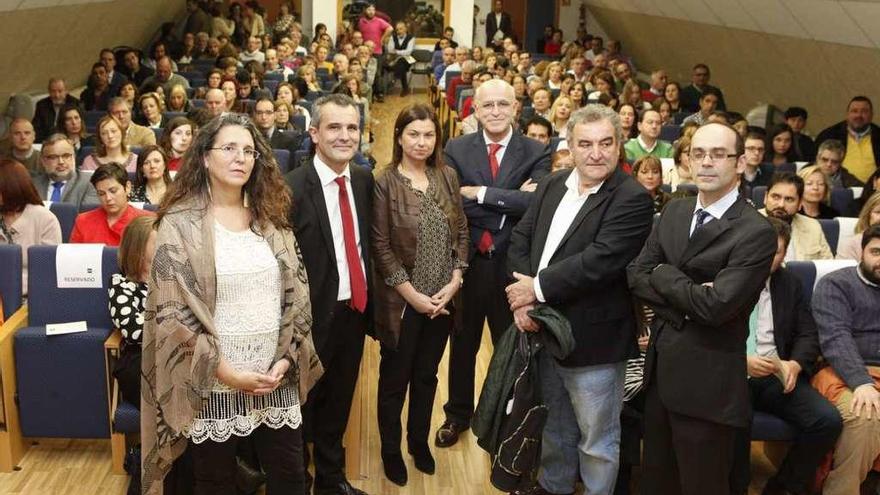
[70,162,153,246]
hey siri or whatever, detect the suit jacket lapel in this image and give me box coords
[530,174,568,271]
[472,133,493,185]
[495,133,522,187]
[305,162,338,269]
[350,167,370,264]
[554,170,623,251]
[679,197,747,264]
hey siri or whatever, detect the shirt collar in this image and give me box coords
[313,153,351,187]
[637,135,656,153]
[483,126,514,149]
[857,265,880,288]
[694,186,739,221]
[564,170,603,198]
[849,126,871,140]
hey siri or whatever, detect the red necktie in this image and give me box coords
[478,143,503,253]
[335,177,367,312]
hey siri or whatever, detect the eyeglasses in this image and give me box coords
[43,153,74,162]
[690,149,738,162]
[209,145,260,161]
[478,100,513,112]
[253,110,275,116]
[744,146,764,153]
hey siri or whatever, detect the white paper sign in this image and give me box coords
[56,244,104,288]
[46,321,88,336]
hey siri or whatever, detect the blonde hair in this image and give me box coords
[798,164,831,204]
[856,192,880,233]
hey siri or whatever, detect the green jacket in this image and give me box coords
[472,306,575,472]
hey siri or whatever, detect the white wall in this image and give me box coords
[558,1,612,49]
[448,0,475,48]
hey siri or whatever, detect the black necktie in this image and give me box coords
[691,209,712,237]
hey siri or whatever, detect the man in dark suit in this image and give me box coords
[505,104,654,495]
[627,122,778,495]
[100,48,128,95]
[251,97,304,158]
[729,217,842,495]
[435,79,550,448]
[486,0,513,49]
[32,78,80,143]
[815,96,879,184]
[31,134,98,209]
[680,63,727,114]
[285,94,371,495]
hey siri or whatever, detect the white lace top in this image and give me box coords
[185,222,302,444]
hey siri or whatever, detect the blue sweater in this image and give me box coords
[813,266,880,389]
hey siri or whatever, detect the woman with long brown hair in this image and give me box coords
[142,113,322,494]
[372,103,469,486]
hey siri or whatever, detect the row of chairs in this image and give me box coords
[0,245,857,474]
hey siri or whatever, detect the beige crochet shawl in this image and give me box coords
[140,197,323,494]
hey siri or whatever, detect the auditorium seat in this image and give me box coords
[264,79,279,95]
[84,111,105,132]
[0,245,22,320]
[785,259,857,301]
[752,186,767,209]
[15,245,118,439]
[830,187,855,216]
[164,111,186,121]
[49,202,78,242]
[273,149,291,174]
[150,127,162,141]
[264,72,285,81]
[192,98,206,108]
[835,217,859,255]
[292,114,307,132]
[817,219,840,256]
[660,125,681,143]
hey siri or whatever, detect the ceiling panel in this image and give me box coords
[839,1,880,48]
[783,0,873,47]
[671,0,722,23]
[706,0,761,31]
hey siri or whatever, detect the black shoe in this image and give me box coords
[382,452,408,486]
[374,94,385,103]
[408,446,435,474]
[314,479,368,495]
[434,420,468,448]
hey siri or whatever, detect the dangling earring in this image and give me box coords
[243,190,250,208]
[206,176,213,201]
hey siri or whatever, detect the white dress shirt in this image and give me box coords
[689,186,740,236]
[313,155,365,301]
[533,171,603,302]
[753,280,779,357]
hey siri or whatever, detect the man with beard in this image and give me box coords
[760,172,833,261]
[816,96,879,183]
[812,224,880,495]
[31,134,98,209]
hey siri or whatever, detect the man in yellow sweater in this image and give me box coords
[816,96,878,183]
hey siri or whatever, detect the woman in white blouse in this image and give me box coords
[141,113,321,493]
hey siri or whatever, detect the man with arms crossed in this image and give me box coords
[628,122,777,494]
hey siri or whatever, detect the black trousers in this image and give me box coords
[615,389,646,495]
[390,58,412,91]
[729,374,843,494]
[114,344,141,406]
[443,252,513,426]
[302,302,367,489]
[371,54,386,97]
[377,306,451,455]
[189,424,305,495]
[641,377,737,495]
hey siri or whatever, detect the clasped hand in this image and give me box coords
[233,358,289,396]
[506,272,539,332]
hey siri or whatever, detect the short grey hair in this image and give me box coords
[566,104,623,145]
[310,93,360,130]
[40,133,74,155]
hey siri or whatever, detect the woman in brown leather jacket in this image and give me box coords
[372,103,470,486]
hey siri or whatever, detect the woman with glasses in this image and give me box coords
[142,113,322,494]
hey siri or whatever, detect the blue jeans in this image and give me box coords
[538,352,626,495]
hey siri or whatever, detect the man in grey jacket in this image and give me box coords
[31,134,98,210]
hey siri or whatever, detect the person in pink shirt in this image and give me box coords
[357,4,392,102]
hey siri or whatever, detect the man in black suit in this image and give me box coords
[729,217,842,495]
[285,94,371,495]
[32,78,80,143]
[680,63,727,114]
[627,122,778,495]
[435,79,550,448]
[100,48,128,95]
[486,0,513,50]
[505,104,654,495]
[251,97,304,158]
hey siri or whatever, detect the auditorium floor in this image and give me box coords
[0,90,777,494]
